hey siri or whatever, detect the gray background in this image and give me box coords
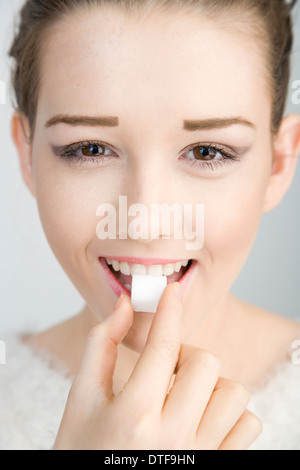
[0,0,299,335]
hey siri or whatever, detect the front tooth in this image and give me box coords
[174,261,182,272]
[112,260,120,271]
[163,263,175,276]
[147,265,164,276]
[120,261,131,276]
[108,259,190,277]
[131,263,147,275]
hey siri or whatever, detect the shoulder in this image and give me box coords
[0,332,71,383]
[257,307,299,363]
[249,358,300,450]
[244,300,300,335]
[0,333,71,450]
[239,306,300,450]
[239,300,300,362]
[229,296,300,388]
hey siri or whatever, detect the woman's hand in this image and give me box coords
[53,283,262,450]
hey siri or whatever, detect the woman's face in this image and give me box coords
[29,6,273,351]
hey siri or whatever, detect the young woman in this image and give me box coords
[1,0,300,450]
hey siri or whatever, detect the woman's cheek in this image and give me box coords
[204,172,268,283]
[33,166,97,272]
[32,157,124,314]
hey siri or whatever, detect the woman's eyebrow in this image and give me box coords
[183,117,256,131]
[45,114,119,128]
[45,114,256,132]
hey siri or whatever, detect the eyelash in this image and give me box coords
[53,140,240,171]
[180,143,239,171]
[54,141,115,166]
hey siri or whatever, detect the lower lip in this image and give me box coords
[98,257,197,300]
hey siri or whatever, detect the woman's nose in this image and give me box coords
[118,163,182,243]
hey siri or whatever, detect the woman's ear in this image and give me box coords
[11,112,36,198]
[263,114,300,213]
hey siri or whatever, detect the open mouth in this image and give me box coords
[99,257,195,296]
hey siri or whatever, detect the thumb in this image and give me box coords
[72,294,134,402]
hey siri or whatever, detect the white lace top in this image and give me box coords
[0,334,299,450]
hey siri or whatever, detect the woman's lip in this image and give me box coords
[179,259,197,292]
[99,257,131,297]
[100,255,188,266]
[98,257,197,300]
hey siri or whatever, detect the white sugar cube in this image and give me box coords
[131,274,167,313]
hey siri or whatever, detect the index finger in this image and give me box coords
[71,294,134,403]
[124,282,183,409]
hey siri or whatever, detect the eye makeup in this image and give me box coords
[50,140,243,171]
[179,143,241,172]
[51,140,118,166]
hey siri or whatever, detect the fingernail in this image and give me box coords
[173,282,183,300]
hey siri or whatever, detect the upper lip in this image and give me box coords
[100,256,190,266]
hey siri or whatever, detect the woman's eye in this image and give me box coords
[181,144,239,171]
[186,146,224,161]
[81,144,112,157]
[52,141,117,164]
[54,140,239,171]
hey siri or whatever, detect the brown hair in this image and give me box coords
[8,0,298,137]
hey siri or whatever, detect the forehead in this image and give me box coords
[37,6,270,130]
